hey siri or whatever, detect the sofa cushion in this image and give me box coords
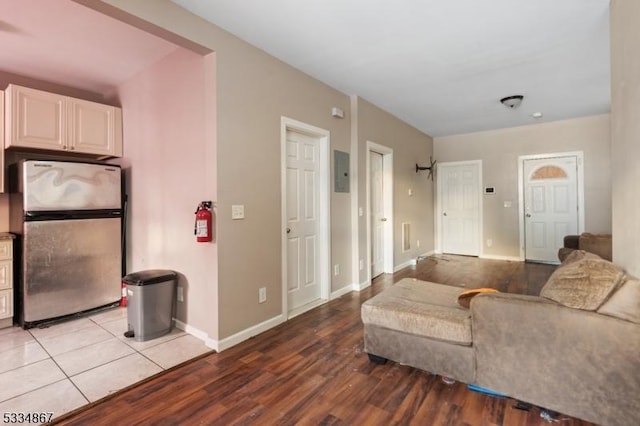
[361,278,471,346]
[597,277,640,324]
[541,258,625,310]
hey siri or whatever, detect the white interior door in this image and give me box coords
[370,151,385,278]
[440,162,481,256]
[524,156,578,262]
[286,130,321,311]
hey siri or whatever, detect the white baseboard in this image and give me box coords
[331,284,353,300]
[394,250,437,272]
[330,279,374,298]
[173,319,211,347]
[175,313,287,352]
[353,280,371,292]
[213,314,286,352]
[417,250,436,259]
[479,254,523,262]
[393,259,414,272]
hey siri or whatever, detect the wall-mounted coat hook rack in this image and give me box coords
[416,156,437,180]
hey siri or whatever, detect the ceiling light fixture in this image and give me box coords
[532,112,543,119]
[500,95,524,109]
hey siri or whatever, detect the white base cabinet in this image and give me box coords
[0,236,14,328]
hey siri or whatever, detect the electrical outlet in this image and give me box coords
[359,259,364,270]
[334,264,340,276]
[177,286,184,302]
[417,239,420,248]
[259,287,266,303]
[487,239,493,247]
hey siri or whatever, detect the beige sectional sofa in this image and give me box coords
[361,252,640,426]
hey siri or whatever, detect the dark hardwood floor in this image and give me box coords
[54,255,594,426]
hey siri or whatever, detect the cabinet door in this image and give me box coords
[0,260,11,291]
[69,99,121,156]
[0,290,12,319]
[0,240,11,260]
[6,85,67,151]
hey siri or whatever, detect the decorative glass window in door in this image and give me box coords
[531,165,568,180]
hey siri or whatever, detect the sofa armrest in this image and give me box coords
[471,292,640,426]
[563,234,580,249]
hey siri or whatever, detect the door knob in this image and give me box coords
[286,227,291,234]
[381,218,387,222]
[443,212,447,216]
[526,213,532,218]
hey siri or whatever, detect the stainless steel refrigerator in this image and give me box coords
[9,160,122,327]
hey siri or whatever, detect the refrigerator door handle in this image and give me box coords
[25,209,122,221]
[25,212,73,221]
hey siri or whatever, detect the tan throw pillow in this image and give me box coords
[561,249,601,265]
[540,258,625,310]
[597,278,640,324]
[457,288,499,309]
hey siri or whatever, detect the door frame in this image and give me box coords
[280,117,331,319]
[436,160,483,255]
[366,141,393,284]
[517,151,585,261]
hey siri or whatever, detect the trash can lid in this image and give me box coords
[123,269,177,286]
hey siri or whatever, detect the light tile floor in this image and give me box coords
[0,307,211,423]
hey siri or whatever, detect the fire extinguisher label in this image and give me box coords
[196,219,208,237]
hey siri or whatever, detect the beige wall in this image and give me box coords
[214,23,352,338]
[99,0,352,340]
[610,0,640,276]
[354,97,434,285]
[435,114,611,258]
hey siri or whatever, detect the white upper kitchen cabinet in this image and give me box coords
[69,98,123,157]
[4,84,122,158]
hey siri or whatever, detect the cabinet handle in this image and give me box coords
[62,145,67,150]
[70,146,75,151]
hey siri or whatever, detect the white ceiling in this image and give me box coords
[172,0,611,137]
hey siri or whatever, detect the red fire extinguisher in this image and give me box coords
[194,201,213,242]
[120,281,127,307]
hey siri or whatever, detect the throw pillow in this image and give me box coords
[597,277,640,324]
[457,287,499,309]
[561,249,601,265]
[540,258,625,310]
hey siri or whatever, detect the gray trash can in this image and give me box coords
[123,269,178,342]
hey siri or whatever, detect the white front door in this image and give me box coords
[370,151,385,278]
[524,156,579,263]
[286,129,321,312]
[440,161,481,256]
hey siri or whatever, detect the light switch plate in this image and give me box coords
[232,205,245,219]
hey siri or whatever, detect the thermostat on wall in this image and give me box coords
[484,187,496,194]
